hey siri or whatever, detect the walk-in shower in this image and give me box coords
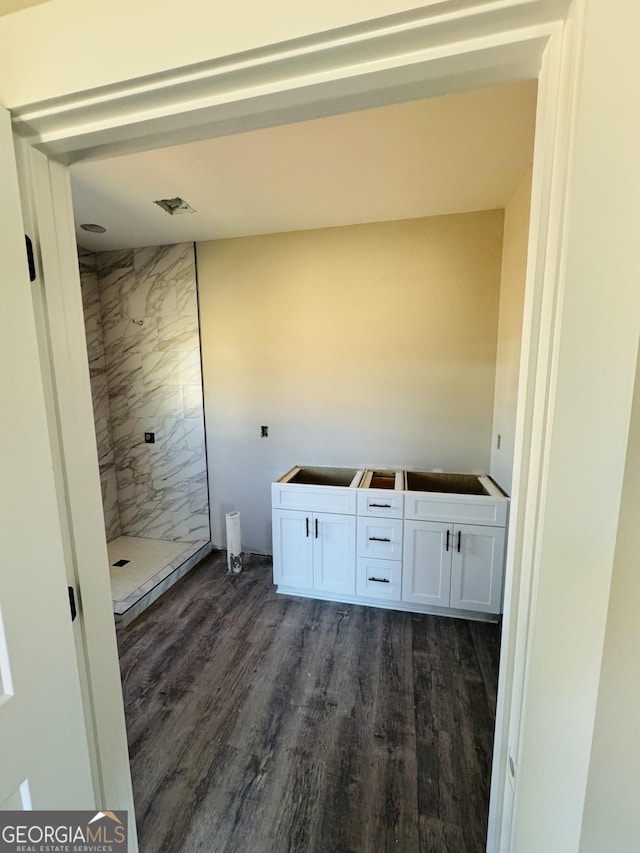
[79,242,211,626]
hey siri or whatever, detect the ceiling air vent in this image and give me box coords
[153,197,197,215]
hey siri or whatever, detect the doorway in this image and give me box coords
[16,5,586,849]
[65,76,535,848]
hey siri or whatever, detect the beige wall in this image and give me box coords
[490,167,532,494]
[197,211,504,552]
[579,346,640,852]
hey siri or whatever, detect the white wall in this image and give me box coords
[197,211,503,552]
[490,167,532,494]
[579,346,640,852]
[0,0,422,107]
[511,1,640,850]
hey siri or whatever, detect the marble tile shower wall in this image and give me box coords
[79,248,121,541]
[81,242,210,543]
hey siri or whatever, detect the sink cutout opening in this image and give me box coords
[406,471,489,495]
[288,467,359,487]
[369,471,396,489]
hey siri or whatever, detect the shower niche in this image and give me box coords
[78,242,212,627]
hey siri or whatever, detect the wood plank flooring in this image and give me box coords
[117,551,500,853]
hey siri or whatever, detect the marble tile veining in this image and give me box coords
[134,243,194,283]
[176,277,199,316]
[79,247,121,542]
[103,318,159,358]
[96,248,134,274]
[83,242,209,544]
[157,315,199,351]
[127,381,184,420]
[182,384,205,419]
[120,276,177,319]
[78,248,96,273]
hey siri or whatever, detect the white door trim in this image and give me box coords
[12,3,566,163]
[10,1,602,849]
[18,141,138,847]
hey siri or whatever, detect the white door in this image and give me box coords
[402,520,452,607]
[313,512,356,595]
[0,107,94,809]
[450,524,505,614]
[272,509,313,589]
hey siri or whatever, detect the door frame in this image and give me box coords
[8,1,600,848]
[14,137,139,848]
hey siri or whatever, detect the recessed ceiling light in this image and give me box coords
[80,223,107,233]
[153,197,197,215]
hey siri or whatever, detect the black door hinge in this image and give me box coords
[25,235,36,282]
[68,586,77,622]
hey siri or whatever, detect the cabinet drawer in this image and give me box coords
[357,517,403,559]
[357,490,404,518]
[272,483,356,515]
[356,558,401,601]
[403,492,508,527]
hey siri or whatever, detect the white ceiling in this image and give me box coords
[71,79,537,252]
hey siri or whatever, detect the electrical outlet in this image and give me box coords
[261,425,268,438]
[144,432,155,444]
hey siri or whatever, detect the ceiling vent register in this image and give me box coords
[153,197,197,215]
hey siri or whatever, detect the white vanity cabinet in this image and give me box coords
[450,523,505,613]
[272,474,358,597]
[272,509,356,595]
[402,521,451,607]
[355,495,404,602]
[272,508,314,590]
[403,520,505,614]
[272,466,508,620]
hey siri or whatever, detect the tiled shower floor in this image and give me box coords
[108,535,212,627]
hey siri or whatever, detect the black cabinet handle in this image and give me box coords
[457,531,461,553]
[370,503,391,508]
[446,530,450,551]
[305,517,309,538]
[368,577,390,584]
[369,536,391,542]
[315,518,319,539]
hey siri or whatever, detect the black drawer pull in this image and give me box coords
[368,576,390,583]
[369,536,391,542]
[315,518,319,539]
[457,530,461,553]
[370,503,391,508]
[446,529,450,551]
[305,517,309,538]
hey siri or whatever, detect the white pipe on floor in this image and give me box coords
[225,511,242,573]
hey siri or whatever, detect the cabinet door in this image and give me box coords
[450,524,505,614]
[402,520,451,607]
[272,509,313,589]
[313,512,356,595]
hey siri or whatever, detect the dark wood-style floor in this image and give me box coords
[117,552,500,853]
